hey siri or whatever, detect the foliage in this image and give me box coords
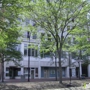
[0,0,25,63]
[26,0,90,83]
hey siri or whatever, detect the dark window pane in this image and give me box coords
[44,51,50,57]
[24,44,27,56]
[35,68,38,77]
[6,73,9,76]
[24,49,27,56]
[32,49,34,56]
[35,50,38,57]
[6,68,9,71]
[36,68,38,73]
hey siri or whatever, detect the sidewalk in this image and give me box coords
[3,77,89,83]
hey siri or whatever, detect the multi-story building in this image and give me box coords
[1,0,90,83]
[3,18,90,80]
[3,0,90,79]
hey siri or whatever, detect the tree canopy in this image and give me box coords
[26,0,90,83]
[0,0,25,63]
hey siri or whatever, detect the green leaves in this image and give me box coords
[26,0,90,55]
[0,0,25,63]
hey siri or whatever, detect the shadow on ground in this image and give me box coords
[0,81,83,90]
[0,83,29,90]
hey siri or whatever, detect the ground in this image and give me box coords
[0,79,90,90]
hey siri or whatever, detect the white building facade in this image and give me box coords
[4,18,90,80]
[4,31,90,80]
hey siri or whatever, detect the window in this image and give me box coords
[44,51,51,57]
[40,51,51,58]
[24,68,28,73]
[24,68,30,76]
[51,70,55,74]
[24,44,28,56]
[28,48,31,56]
[6,67,9,71]
[62,68,65,77]
[32,49,34,56]
[6,67,9,76]
[28,48,38,57]
[35,49,38,57]
[24,44,38,57]
[6,73,9,76]
[35,68,38,77]
[17,68,21,76]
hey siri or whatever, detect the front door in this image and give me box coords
[44,70,49,78]
[31,70,34,79]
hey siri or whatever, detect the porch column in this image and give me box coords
[88,64,90,77]
[38,66,41,79]
[79,62,82,78]
[66,67,69,78]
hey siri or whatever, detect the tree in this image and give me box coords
[26,0,90,83]
[0,0,25,48]
[64,21,90,78]
[0,0,25,82]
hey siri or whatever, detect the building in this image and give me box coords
[3,0,90,80]
[3,19,90,80]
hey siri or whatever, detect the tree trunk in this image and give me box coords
[1,59,4,82]
[55,54,57,81]
[1,54,4,82]
[58,46,62,84]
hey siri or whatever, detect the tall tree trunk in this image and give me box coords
[58,46,62,84]
[55,53,57,81]
[1,57,4,82]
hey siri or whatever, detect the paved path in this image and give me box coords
[3,77,82,83]
[0,79,90,90]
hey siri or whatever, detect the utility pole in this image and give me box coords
[27,31,30,82]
